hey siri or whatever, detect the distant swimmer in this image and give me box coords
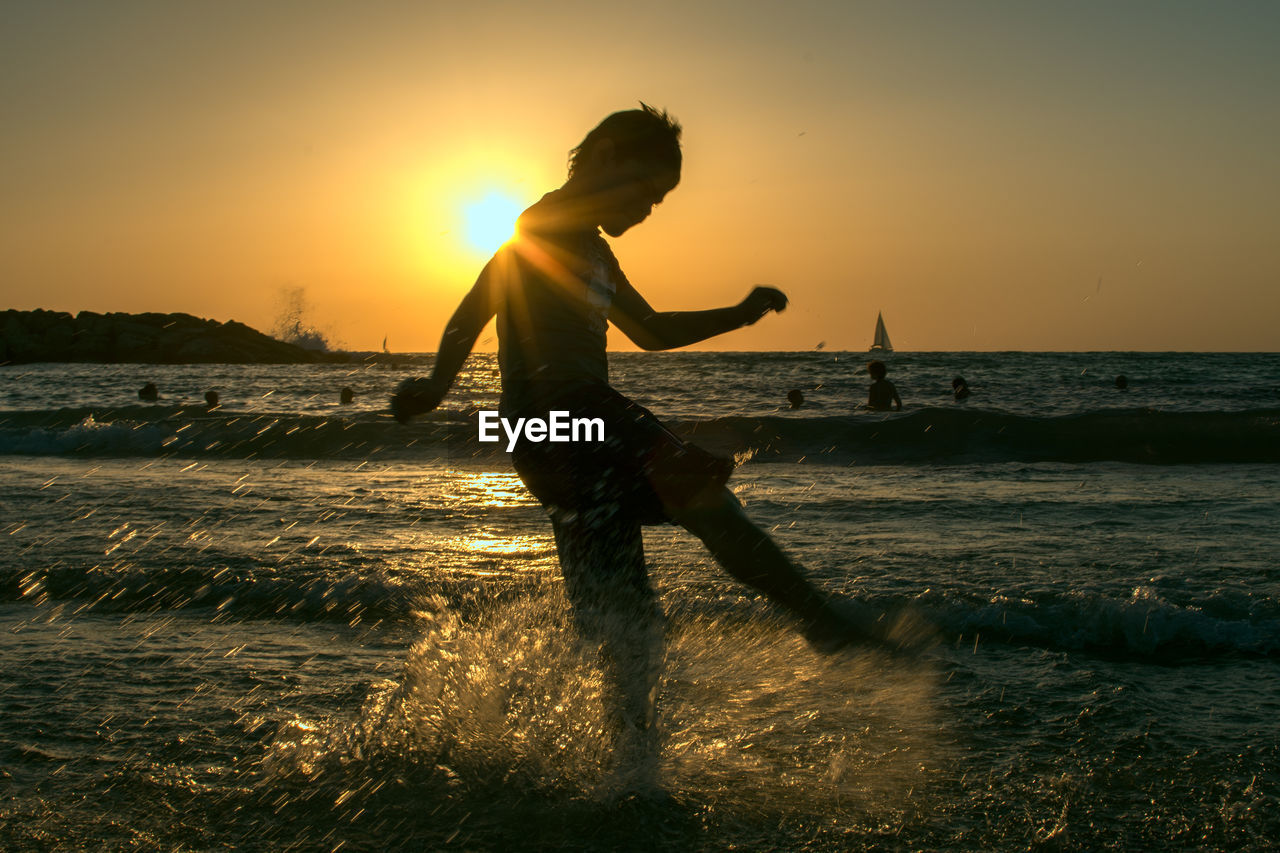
[952,376,971,402]
[204,390,220,410]
[340,386,355,405]
[787,389,805,409]
[138,382,158,402]
[866,360,901,411]
[1115,375,1128,390]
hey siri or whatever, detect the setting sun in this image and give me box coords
[462,192,523,254]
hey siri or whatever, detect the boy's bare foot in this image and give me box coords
[804,598,935,655]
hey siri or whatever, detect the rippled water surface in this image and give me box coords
[2,353,1278,850]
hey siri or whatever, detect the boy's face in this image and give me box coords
[593,160,680,237]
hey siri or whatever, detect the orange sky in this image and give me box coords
[3,1,1278,351]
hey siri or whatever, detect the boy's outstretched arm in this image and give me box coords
[391,262,498,422]
[611,277,787,351]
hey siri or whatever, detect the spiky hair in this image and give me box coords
[568,102,682,177]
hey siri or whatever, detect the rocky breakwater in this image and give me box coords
[1,310,341,364]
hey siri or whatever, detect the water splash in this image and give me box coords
[261,584,944,836]
[271,286,333,352]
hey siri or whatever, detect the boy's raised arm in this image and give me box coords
[611,277,788,351]
[391,261,499,422]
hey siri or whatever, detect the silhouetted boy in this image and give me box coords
[392,104,892,771]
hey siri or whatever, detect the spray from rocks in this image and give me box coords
[271,287,332,352]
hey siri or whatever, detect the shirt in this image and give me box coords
[495,192,624,413]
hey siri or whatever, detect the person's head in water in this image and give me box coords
[340,386,354,405]
[138,382,158,402]
[562,103,682,238]
[867,360,887,381]
[787,389,804,409]
[204,390,220,409]
[952,376,971,401]
[1115,374,1128,390]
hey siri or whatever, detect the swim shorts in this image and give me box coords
[507,383,733,525]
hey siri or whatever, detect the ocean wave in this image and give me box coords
[6,561,1276,658]
[2,406,1278,465]
[683,408,1280,465]
[3,561,470,624]
[912,584,1280,658]
[0,406,473,462]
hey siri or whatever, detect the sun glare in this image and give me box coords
[463,192,523,254]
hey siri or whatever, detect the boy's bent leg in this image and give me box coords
[669,488,887,650]
[550,506,664,768]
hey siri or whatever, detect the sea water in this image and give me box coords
[1,352,1278,850]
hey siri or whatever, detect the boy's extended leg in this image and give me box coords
[550,505,664,775]
[669,487,888,651]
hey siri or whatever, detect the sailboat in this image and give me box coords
[869,312,893,353]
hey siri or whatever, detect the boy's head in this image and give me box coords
[569,103,682,179]
[867,360,887,380]
[567,103,682,236]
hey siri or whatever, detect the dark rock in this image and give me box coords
[0,309,343,364]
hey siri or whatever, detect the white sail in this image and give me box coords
[870,312,893,352]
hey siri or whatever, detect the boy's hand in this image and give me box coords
[390,376,447,423]
[739,286,788,325]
